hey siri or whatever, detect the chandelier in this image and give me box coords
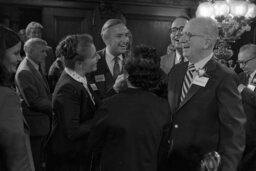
[196,0,256,60]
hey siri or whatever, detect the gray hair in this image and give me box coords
[101,19,125,45]
[24,38,47,56]
[189,17,219,47]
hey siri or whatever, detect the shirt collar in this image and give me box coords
[250,70,256,80]
[27,57,39,71]
[64,67,88,85]
[106,47,123,61]
[194,53,213,70]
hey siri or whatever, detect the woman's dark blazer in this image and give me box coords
[88,88,170,171]
[50,71,99,158]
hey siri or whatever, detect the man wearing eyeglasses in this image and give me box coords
[165,17,246,171]
[236,44,256,171]
[160,16,189,74]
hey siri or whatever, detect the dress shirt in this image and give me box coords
[64,67,95,105]
[105,48,123,76]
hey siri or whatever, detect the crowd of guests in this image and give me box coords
[0,15,256,171]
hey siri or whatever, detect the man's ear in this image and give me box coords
[204,38,212,49]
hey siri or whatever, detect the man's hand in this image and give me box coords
[113,74,127,93]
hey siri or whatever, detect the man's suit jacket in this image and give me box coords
[167,58,246,171]
[0,86,35,171]
[15,57,52,136]
[50,71,100,158]
[88,88,170,171]
[238,85,256,171]
[86,49,122,99]
[160,51,176,75]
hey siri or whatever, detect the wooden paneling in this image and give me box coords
[42,7,94,49]
[126,14,171,55]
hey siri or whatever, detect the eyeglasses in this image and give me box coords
[169,26,184,34]
[237,57,256,66]
[181,32,205,41]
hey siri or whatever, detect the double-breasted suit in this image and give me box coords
[167,58,246,171]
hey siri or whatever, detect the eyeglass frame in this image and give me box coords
[169,26,184,34]
[181,31,205,41]
[237,57,256,66]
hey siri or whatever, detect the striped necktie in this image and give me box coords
[180,63,196,103]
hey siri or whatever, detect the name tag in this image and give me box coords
[247,84,256,91]
[192,75,209,87]
[90,83,98,91]
[95,74,105,82]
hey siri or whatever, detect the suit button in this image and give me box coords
[174,124,179,128]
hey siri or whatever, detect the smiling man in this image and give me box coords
[160,16,189,74]
[87,18,129,99]
[166,17,246,171]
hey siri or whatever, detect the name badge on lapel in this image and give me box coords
[192,75,209,87]
[95,74,105,82]
[90,83,98,91]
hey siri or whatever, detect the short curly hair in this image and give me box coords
[124,45,162,90]
[57,34,94,70]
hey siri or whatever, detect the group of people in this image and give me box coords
[0,14,255,171]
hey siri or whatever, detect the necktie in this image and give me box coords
[180,63,196,103]
[113,56,121,80]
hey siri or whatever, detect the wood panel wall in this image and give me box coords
[0,0,197,55]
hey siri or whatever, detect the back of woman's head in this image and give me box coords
[57,34,93,70]
[125,44,162,90]
[0,25,20,86]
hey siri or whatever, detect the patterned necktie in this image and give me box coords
[113,56,121,80]
[180,63,196,103]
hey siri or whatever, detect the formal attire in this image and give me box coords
[0,86,35,171]
[15,57,52,171]
[88,88,170,171]
[166,57,246,171]
[86,48,124,99]
[47,68,100,171]
[238,71,256,171]
[160,49,185,75]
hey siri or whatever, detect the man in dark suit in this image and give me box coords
[160,16,189,74]
[87,19,129,99]
[166,17,246,171]
[15,38,52,171]
[236,44,256,171]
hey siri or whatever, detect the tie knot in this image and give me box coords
[114,56,120,63]
[188,63,196,72]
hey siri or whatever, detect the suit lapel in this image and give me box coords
[26,58,50,93]
[172,62,188,112]
[176,58,217,111]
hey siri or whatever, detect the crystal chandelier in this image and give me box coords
[196,0,256,60]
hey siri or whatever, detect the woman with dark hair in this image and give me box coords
[47,34,100,171]
[88,45,171,171]
[0,25,35,170]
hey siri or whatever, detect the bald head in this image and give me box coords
[189,17,218,46]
